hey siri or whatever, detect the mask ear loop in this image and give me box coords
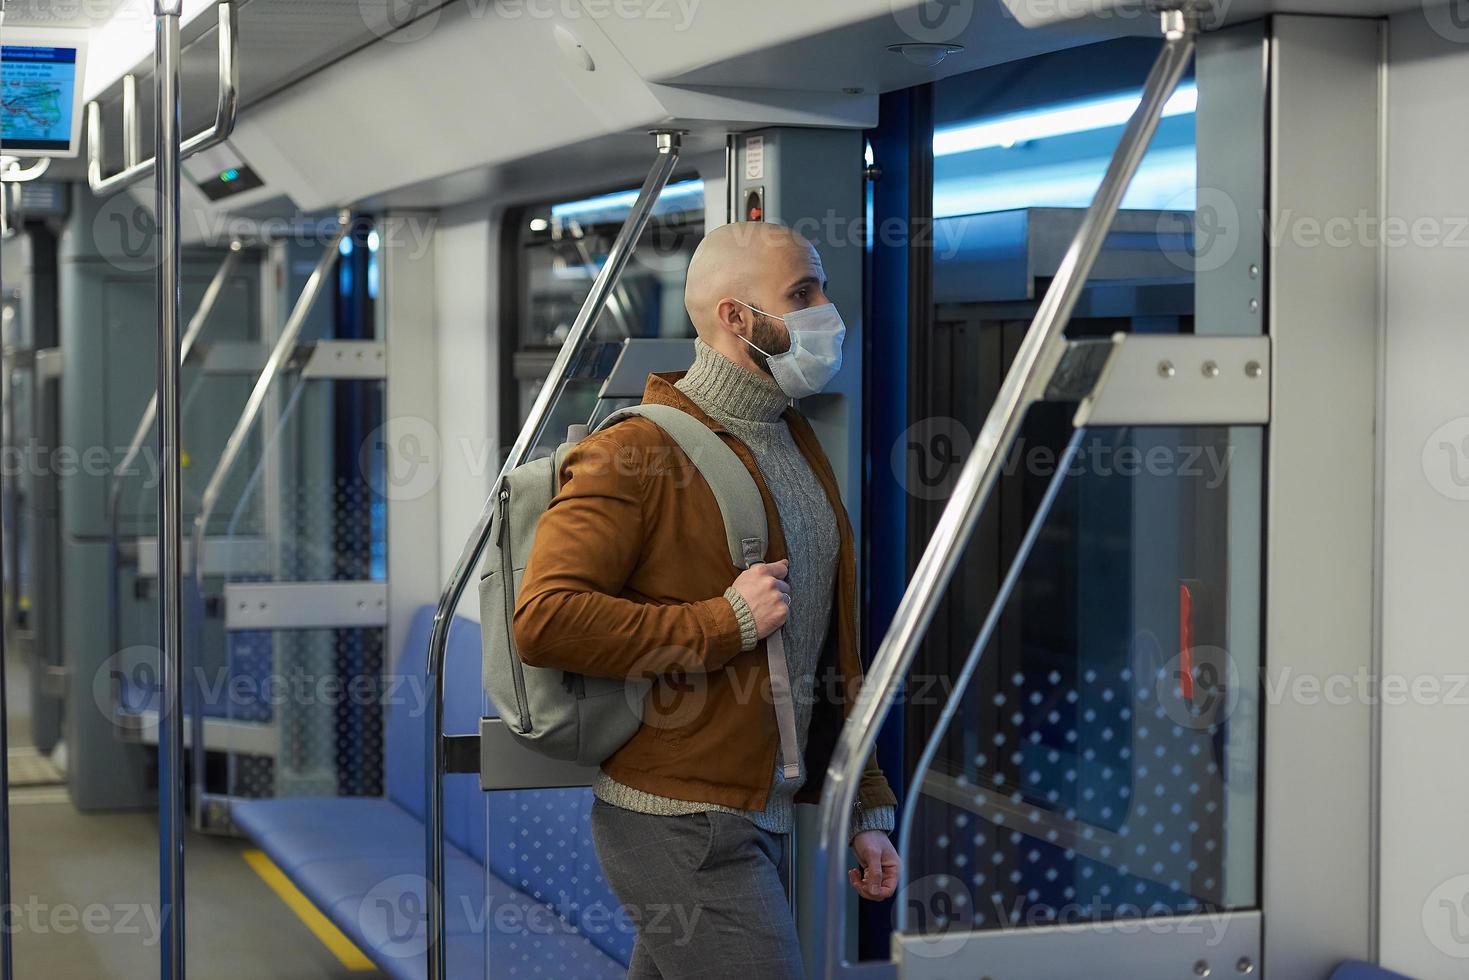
[730,300,797,409]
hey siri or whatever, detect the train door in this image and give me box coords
[852,16,1271,979]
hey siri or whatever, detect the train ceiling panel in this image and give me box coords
[65,0,1450,216]
[1000,0,1441,30]
[596,0,1112,93]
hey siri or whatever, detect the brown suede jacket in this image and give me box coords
[512,371,897,818]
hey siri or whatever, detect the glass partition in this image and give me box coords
[901,421,1262,939]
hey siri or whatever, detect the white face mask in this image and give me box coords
[732,300,846,400]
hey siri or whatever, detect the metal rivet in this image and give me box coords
[1248,264,1260,279]
[1248,298,1260,314]
[356,600,365,609]
[258,601,267,610]
[1158,360,1176,378]
[1236,958,1255,975]
[1202,360,1220,378]
[1245,360,1263,378]
[1195,961,1212,978]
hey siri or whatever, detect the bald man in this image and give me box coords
[513,222,900,979]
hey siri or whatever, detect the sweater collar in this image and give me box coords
[671,338,789,425]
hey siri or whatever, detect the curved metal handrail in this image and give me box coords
[86,1,239,195]
[423,130,683,980]
[0,157,51,183]
[106,241,244,709]
[190,213,350,582]
[810,12,1198,977]
[183,215,348,827]
[893,430,1084,928]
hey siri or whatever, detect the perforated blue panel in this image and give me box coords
[490,788,634,967]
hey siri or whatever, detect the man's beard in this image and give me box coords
[748,313,790,377]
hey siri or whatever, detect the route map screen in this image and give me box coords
[2,45,80,154]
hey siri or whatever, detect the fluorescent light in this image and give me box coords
[81,0,218,103]
[551,179,705,220]
[933,146,1197,218]
[934,84,1197,158]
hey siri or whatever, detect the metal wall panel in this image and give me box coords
[1264,14,1383,975]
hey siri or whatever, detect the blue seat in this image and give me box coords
[1329,963,1415,980]
[231,606,631,979]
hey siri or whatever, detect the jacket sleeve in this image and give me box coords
[853,752,899,839]
[512,427,744,680]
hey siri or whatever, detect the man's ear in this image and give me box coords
[716,297,751,339]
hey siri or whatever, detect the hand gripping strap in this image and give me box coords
[597,404,802,780]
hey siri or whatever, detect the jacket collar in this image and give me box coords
[642,370,798,435]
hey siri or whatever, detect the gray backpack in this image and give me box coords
[479,403,802,772]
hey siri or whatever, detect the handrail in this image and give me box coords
[189,212,350,581]
[893,430,1085,928]
[106,241,243,688]
[423,129,683,980]
[810,11,1198,977]
[0,157,51,183]
[185,213,348,830]
[86,1,239,195]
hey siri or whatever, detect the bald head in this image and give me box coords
[683,221,829,376]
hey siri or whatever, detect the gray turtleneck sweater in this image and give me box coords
[592,339,896,840]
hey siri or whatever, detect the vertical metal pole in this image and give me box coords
[154,2,186,978]
[424,130,683,980]
[0,8,14,976]
[724,132,738,224]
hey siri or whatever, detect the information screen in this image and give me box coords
[2,38,86,157]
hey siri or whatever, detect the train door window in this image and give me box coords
[502,178,705,454]
[900,34,1264,940]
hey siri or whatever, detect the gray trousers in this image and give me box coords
[589,798,805,980]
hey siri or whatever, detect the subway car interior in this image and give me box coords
[0,0,1462,977]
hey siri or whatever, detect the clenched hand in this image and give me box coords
[732,559,790,638]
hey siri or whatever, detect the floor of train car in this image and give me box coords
[5,652,385,979]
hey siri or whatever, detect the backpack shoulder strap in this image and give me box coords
[596,404,768,568]
[597,403,802,781]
